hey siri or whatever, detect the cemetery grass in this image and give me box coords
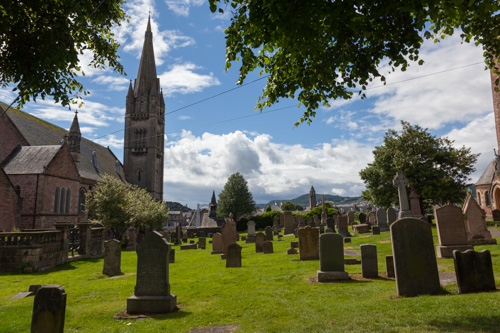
[1,228,500,332]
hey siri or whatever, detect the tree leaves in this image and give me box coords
[217,172,256,221]
[210,0,500,125]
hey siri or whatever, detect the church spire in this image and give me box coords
[135,15,158,98]
[68,111,81,166]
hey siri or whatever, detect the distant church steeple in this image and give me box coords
[123,16,165,200]
[309,186,317,209]
[209,190,217,218]
[68,111,81,167]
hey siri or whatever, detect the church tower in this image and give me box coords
[309,186,317,209]
[67,111,81,168]
[124,17,165,200]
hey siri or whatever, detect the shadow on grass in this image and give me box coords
[151,308,192,320]
[426,315,500,332]
[0,257,103,277]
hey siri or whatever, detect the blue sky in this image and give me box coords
[0,0,496,208]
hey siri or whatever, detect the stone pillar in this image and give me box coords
[78,222,92,256]
[54,222,72,264]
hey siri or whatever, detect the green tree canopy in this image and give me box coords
[302,203,338,220]
[86,174,168,239]
[217,172,256,221]
[0,0,126,108]
[281,201,304,211]
[209,0,500,125]
[265,204,272,212]
[359,121,478,211]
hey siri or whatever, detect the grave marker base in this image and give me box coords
[317,270,349,282]
[127,294,177,314]
[437,245,473,259]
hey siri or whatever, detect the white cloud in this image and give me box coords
[165,0,204,17]
[368,34,491,130]
[93,134,124,150]
[91,76,130,91]
[163,130,373,207]
[178,115,192,120]
[159,63,221,95]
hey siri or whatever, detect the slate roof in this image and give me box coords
[1,103,125,183]
[1,145,61,174]
[475,157,498,186]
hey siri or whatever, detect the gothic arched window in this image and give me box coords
[65,189,71,214]
[54,187,60,213]
[78,188,86,216]
[486,191,491,206]
[60,188,66,213]
[477,191,482,206]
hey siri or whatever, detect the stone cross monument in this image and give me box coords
[393,171,412,219]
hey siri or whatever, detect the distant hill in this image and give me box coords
[165,201,192,212]
[263,194,363,208]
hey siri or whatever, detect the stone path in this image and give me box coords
[488,227,500,237]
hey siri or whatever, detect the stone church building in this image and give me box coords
[0,18,164,231]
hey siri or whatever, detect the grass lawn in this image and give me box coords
[1,225,500,332]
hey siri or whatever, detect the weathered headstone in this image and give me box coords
[255,232,265,253]
[273,225,280,235]
[434,205,473,258]
[287,247,298,255]
[127,231,176,314]
[265,226,273,241]
[181,243,197,250]
[198,237,207,249]
[385,255,394,278]
[326,217,336,232]
[226,243,242,268]
[344,238,351,243]
[353,224,369,234]
[211,233,223,254]
[390,218,440,297]
[409,187,423,218]
[298,226,319,260]
[361,244,378,278]
[284,211,295,235]
[453,249,496,294]
[492,209,500,222]
[319,225,325,234]
[221,219,237,255]
[103,239,121,276]
[31,285,66,333]
[376,207,389,231]
[247,220,256,236]
[263,241,274,254]
[317,233,349,282]
[313,215,321,226]
[393,171,412,218]
[386,207,397,225]
[175,223,182,246]
[358,212,366,224]
[338,216,350,237]
[347,211,355,225]
[127,225,137,251]
[372,226,380,235]
[169,249,175,264]
[291,241,299,248]
[367,211,376,225]
[462,193,497,245]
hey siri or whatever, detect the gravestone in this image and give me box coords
[175,223,182,246]
[386,255,394,278]
[390,218,440,297]
[453,249,496,294]
[102,239,121,276]
[211,233,223,254]
[347,211,355,225]
[358,212,366,224]
[338,216,350,237]
[181,243,197,250]
[31,285,66,333]
[255,232,266,253]
[326,217,336,232]
[434,205,473,258]
[492,209,500,222]
[409,187,423,218]
[169,249,175,264]
[221,219,237,255]
[462,193,497,245]
[265,226,273,241]
[273,225,280,235]
[313,215,321,226]
[263,241,274,254]
[226,243,242,268]
[393,171,412,218]
[198,237,207,249]
[273,217,279,227]
[279,213,284,227]
[319,225,325,234]
[298,226,319,260]
[361,244,378,278]
[127,225,137,251]
[372,226,380,235]
[344,238,351,243]
[287,247,298,255]
[284,212,295,235]
[291,241,299,248]
[376,208,389,231]
[127,231,176,314]
[367,211,376,225]
[386,207,397,225]
[247,220,256,236]
[317,233,349,282]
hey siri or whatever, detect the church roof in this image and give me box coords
[475,157,498,186]
[1,104,125,182]
[210,190,217,206]
[2,145,61,174]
